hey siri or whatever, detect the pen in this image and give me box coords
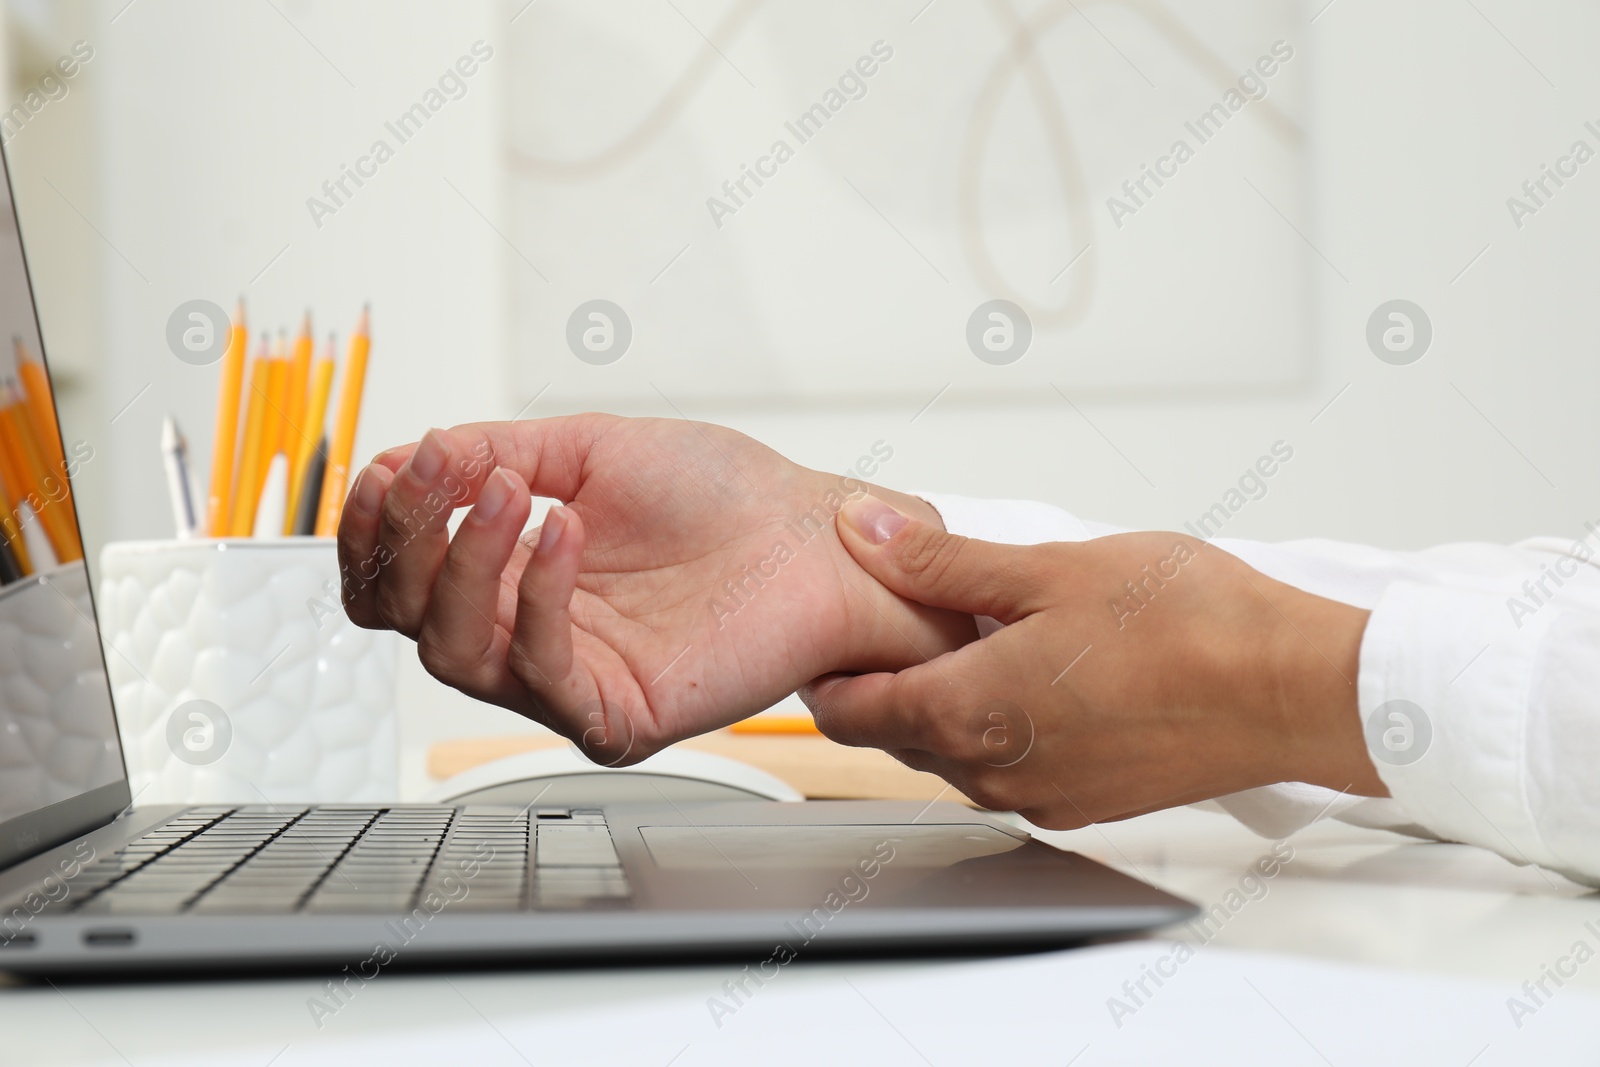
[17,501,50,570]
[287,334,335,535]
[161,415,199,539]
[0,533,20,585]
[252,453,288,539]
[291,435,327,537]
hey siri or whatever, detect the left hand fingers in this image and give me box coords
[415,467,533,699]
[371,429,473,637]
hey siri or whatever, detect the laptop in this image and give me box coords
[0,145,1194,975]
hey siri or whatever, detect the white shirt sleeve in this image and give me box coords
[915,492,1600,887]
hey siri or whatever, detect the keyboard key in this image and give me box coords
[536,830,620,867]
[60,805,620,917]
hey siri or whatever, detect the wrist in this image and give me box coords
[1257,579,1387,796]
[829,485,979,674]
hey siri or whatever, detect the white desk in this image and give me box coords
[2,806,1595,1065]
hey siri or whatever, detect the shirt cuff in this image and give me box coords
[1202,786,1426,841]
[1357,580,1593,883]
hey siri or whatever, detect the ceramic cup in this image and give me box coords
[97,539,398,804]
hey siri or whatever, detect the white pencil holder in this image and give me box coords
[97,539,399,804]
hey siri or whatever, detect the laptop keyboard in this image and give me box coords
[52,806,630,916]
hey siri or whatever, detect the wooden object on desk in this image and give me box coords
[427,730,975,806]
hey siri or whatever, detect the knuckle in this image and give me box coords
[915,693,967,756]
[339,584,376,629]
[896,529,968,590]
[372,583,418,637]
[923,710,966,757]
[505,653,538,689]
[439,547,487,596]
[345,608,382,631]
[379,493,444,548]
[415,638,462,685]
[899,683,959,754]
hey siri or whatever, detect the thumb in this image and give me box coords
[836,495,1039,623]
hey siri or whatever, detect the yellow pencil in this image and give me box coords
[13,338,64,476]
[10,346,79,546]
[256,343,289,514]
[0,428,34,574]
[314,308,370,537]
[228,339,270,537]
[207,299,247,536]
[284,311,313,464]
[17,384,82,561]
[728,716,822,736]
[287,336,336,535]
[0,387,77,562]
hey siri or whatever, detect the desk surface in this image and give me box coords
[427,729,977,804]
[2,803,1595,1064]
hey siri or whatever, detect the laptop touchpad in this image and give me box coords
[639,824,1022,870]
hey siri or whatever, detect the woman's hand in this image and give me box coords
[335,415,976,764]
[802,496,1388,827]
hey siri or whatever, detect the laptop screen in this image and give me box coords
[0,143,128,868]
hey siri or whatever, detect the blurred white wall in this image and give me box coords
[2,0,1598,792]
[7,0,511,552]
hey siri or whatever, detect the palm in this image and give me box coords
[484,418,855,754]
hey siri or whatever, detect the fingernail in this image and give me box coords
[474,468,516,522]
[841,497,907,545]
[351,466,384,515]
[409,429,448,482]
[537,506,568,554]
